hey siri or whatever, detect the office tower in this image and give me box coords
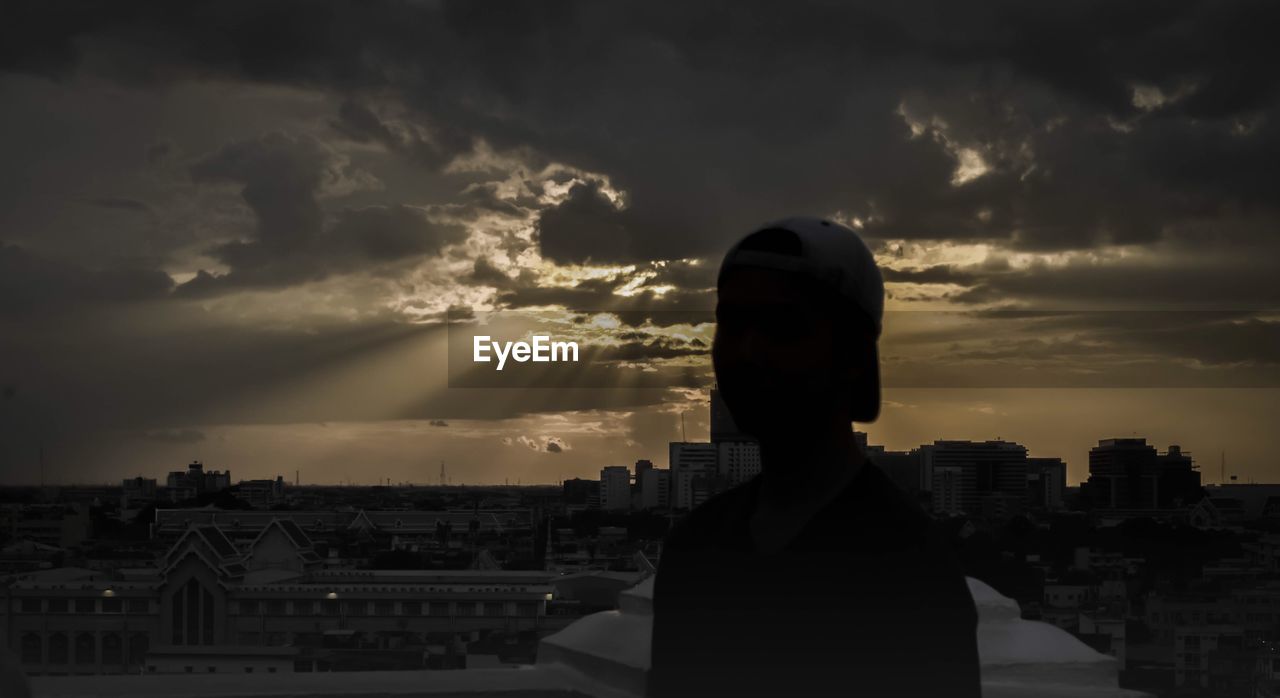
[1027,457,1067,510]
[599,466,632,511]
[1084,439,1201,509]
[640,468,672,510]
[670,442,717,510]
[927,440,1029,516]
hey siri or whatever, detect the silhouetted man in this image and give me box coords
[648,217,982,697]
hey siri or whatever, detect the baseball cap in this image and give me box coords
[716,215,884,421]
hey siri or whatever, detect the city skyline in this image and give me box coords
[3,424,1253,491]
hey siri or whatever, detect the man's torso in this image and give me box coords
[648,461,981,697]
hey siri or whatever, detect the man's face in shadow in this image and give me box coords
[713,266,851,443]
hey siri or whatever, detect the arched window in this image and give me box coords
[102,633,123,666]
[48,632,69,664]
[75,632,96,665]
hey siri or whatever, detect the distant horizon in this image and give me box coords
[3,424,1268,490]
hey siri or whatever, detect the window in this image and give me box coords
[266,600,286,615]
[101,634,122,666]
[484,602,505,617]
[102,598,122,613]
[516,602,538,617]
[208,667,216,673]
[456,603,476,617]
[344,600,366,616]
[402,601,422,616]
[127,599,149,613]
[429,602,450,616]
[48,633,69,664]
[171,579,215,646]
[239,600,259,615]
[47,599,68,613]
[374,601,394,616]
[245,667,254,673]
[75,599,95,613]
[74,633,96,665]
[322,600,339,616]
[20,599,40,614]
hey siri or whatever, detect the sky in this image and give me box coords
[2,0,1278,487]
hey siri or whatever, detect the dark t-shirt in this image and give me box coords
[647,460,982,698]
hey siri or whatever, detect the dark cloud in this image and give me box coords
[331,98,474,169]
[881,264,980,285]
[950,257,1280,308]
[178,132,464,295]
[7,0,1280,264]
[330,204,465,261]
[468,256,515,286]
[536,181,633,264]
[0,242,173,314]
[511,435,570,453]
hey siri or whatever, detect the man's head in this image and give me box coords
[712,217,883,443]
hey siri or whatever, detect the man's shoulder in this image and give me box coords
[858,461,932,524]
[665,479,758,550]
[833,461,953,554]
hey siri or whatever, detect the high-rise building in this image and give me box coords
[670,442,717,510]
[926,440,1029,516]
[599,466,632,511]
[632,459,654,509]
[562,478,599,510]
[640,468,671,510]
[164,461,231,501]
[1027,457,1067,510]
[634,459,654,481]
[1083,439,1201,509]
[717,440,761,486]
[709,387,760,491]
